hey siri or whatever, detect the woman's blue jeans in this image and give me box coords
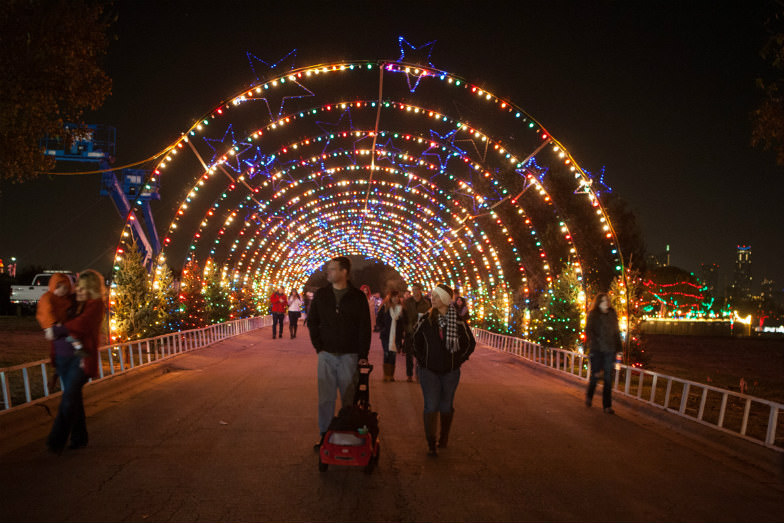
[586,351,615,408]
[417,366,461,413]
[48,355,89,450]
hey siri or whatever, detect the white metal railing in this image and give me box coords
[473,328,784,452]
[0,315,273,414]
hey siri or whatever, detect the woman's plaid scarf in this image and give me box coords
[437,304,460,353]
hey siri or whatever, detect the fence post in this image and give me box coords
[765,406,779,447]
[679,383,690,414]
[1,372,10,410]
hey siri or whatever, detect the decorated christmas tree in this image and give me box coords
[529,265,582,349]
[231,286,259,319]
[610,269,649,367]
[156,264,183,333]
[178,259,207,330]
[112,240,166,341]
[203,259,232,324]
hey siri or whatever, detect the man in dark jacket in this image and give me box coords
[402,283,431,382]
[308,256,371,449]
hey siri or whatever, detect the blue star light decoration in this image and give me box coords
[203,124,252,172]
[421,128,460,173]
[515,157,549,183]
[246,49,298,83]
[244,49,315,122]
[579,166,613,197]
[393,36,437,93]
[243,146,278,181]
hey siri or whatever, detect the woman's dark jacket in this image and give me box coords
[412,311,475,374]
[376,305,408,351]
[585,307,623,354]
[308,282,372,359]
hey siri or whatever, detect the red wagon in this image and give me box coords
[318,363,380,473]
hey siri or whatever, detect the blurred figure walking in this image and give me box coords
[288,290,303,339]
[584,293,623,414]
[375,290,407,382]
[403,283,430,382]
[270,287,287,339]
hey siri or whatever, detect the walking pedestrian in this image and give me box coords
[308,256,372,450]
[454,295,470,323]
[412,283,475,456]
[46,269,106,454]
[360,284,377,332]
[270,287,287,339]
[376,290,407,382]
[288,290,303,339]
[584,293,623,414]
[403,283,430,382]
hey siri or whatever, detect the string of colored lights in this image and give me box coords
[111,59,624,338]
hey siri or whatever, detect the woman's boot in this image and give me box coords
[382,363,392,382]
[389,362,396,382]
[438,410,454,449]
[424,412,439,456]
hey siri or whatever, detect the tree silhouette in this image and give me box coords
[0,0,113,182]
[752,3,784,165]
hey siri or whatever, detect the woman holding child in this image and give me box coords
[46,270,106,454]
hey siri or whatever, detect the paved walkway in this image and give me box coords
[0,326,782,522]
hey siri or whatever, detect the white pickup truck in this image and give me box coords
[10,272,76,306]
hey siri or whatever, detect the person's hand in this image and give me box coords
[44,327,54,341]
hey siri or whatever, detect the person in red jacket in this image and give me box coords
[46,269,106,454]
[270,287,287,339]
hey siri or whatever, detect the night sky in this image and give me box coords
[1,1,782,292]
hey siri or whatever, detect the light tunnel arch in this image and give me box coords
[113,59,623,335]
[166,97,598,283]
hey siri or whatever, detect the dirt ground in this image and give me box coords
[2,315,783,403]
[0,316,51,367]
[641,334,784,404]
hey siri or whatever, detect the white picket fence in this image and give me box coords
[472,328,784,452]
[3,319,781,452]
[0,315,273,414]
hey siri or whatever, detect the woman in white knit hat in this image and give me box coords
[411,283,476,456]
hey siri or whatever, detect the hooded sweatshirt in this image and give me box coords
[35,273,75,329]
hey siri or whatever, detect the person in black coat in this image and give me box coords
[307,256,372,449]
[584,292,623,414]
[412,283,475,456]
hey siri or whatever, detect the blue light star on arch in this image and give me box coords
[393,36,437,93]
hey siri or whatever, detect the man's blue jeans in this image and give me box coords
[417,366,461,413]
[317,351,358,434]
[271,313,285,338]
[586,351,615,408]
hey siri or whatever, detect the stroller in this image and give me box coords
[318,362,380,473]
